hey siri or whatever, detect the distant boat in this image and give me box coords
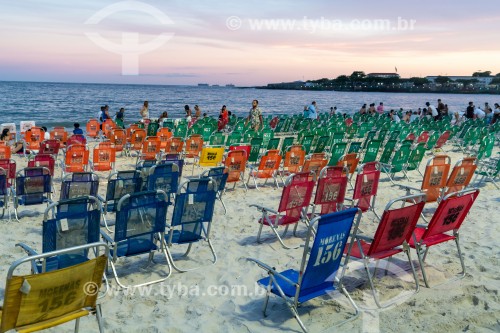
[225,84,235,88]
[198,83,209,87]
[212,84,220,87]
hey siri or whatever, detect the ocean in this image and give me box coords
[0,81,497,130]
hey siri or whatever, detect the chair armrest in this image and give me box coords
[247,258,298,287]
[16,242,39,256]
[100,230,114,244]
[396,184,422,192]
[416,223,428,229]
[249,204,278,215]
[355,234,374,242]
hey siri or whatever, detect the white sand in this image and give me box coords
[0,142,499,333]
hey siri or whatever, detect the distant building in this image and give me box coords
[367,73,400,79]
[426,76,494,85]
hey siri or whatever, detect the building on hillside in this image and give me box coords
[367,73,400,79]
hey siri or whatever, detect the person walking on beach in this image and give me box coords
[116,107,125,128]
[245,99,263,131]
[140,101,149,120]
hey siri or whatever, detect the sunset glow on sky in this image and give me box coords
[1,0,499,86]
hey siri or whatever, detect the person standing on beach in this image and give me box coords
[140,101,149,120]
[465,102,475,119]
[377,102,384,114]
[437,99,446,119]
[194,105,201,119]
[245,99,263,131]
[302,106,309,118]
[116,107,125,128]
[308,101,318,120]
[184,105,192,122]
[426,102,438,121]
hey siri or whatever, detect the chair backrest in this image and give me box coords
[15,167,52,206]
[277,172,315,220]
[186,134,204,151]
[434,130,450,149]
[389,142,412,172]
[225,149,247,182]
[314,166,348,215]
[361,139,382,163]
[92,144,116,171]
[420,189,479,241]
[367,196,426,256]
[337,153,359,175]
[421,155,451,202]
[280,136,295,155]
[170,178,217,243]
[140,136,161,161]
[42,197,101,261]
[164,153,184,177]
[39,139,61,155]
[64,144,89,173]
[417,131,430,144]
[204,166,229,192]
[0,158,16,187]
[379,140,397,164]
[1,243,108,332]
[25,127,44,150]
[283,145,305,172]
[406,142,427,172]
[114,191,169,246]
[60,172,100,200]
[257,149,282,177]
[49,127,68,146]
[302,153,328,178]
[20,120,35,135]
[353,163,380,212]
[165,136,184,154]
[328,142,348,166]
[66,134,87,146]
[104,170,143,211]
[157,127,173,149]
[110,128,126,151]
[0,144,11,159]
[199,146,225,167]
[446,157,477,194]
[147,163,179,203]
[86,119,101,138]
[28,154,56,176]
[298,208,360,301]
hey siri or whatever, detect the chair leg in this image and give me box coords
[455,235,466,279]
[95,304,105,333]
[75,317,80,333]
[415,244,430,288]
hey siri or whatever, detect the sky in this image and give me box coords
[0,0,499,86]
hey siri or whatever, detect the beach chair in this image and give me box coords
[100,190,170,288]
[28,153,56,176]
[0,167,9,219]
[102,119,117,139]
[0,242,108,332]
[403,142,427,180]
[200,166,229,214]
[66,134,87,147]
[146,163,179,204]
[91,143,116,172]
[60,172,100,200]
[309,166,349,219]
[302,153,328,179]
[164,153,184,179]
[0,145,10,159]
[247,149,282,190]
[360,139,382,164]
[433,130,451,151]
[250,172,315,249]
[380,142,412,185]
[266,137,281,150]
[49,127,68,147]
[0,158,16,191]
[336,153,359,181]
[61,144,90,178]
[473,157,500,189]
[328,142,348,166]
[137,136,161,163]
[86,118,101,139]
[12,167,53,222]
[98,170,143,231]
[16,196,103,272]
[126,128,146,156]
[39,139,61,157]
[209,131,225,146]
[164,136,184,155]
[445,157,477,195]
[224,149,248,190]
[248,208,362,333]
[23,126,44,156]
[197,146,225,172]
[399,155,451,204]
[280,145,305,183]
[184,134,204,174]
[109,128,126,153]
[346,193,426,308]
[157,127,173,149]
[19,120,35,138]
[346,162,381,220]
[165,178,218,272]
[409,189,479,287]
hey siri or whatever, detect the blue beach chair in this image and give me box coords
[165,178,218,272]
[16,196,102,273]
[200,166,229,214]
[101,190,171,288]
[146,162,179,205]
[248,208,362,332]
[59,172,100,200]
[12,166,53,222]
